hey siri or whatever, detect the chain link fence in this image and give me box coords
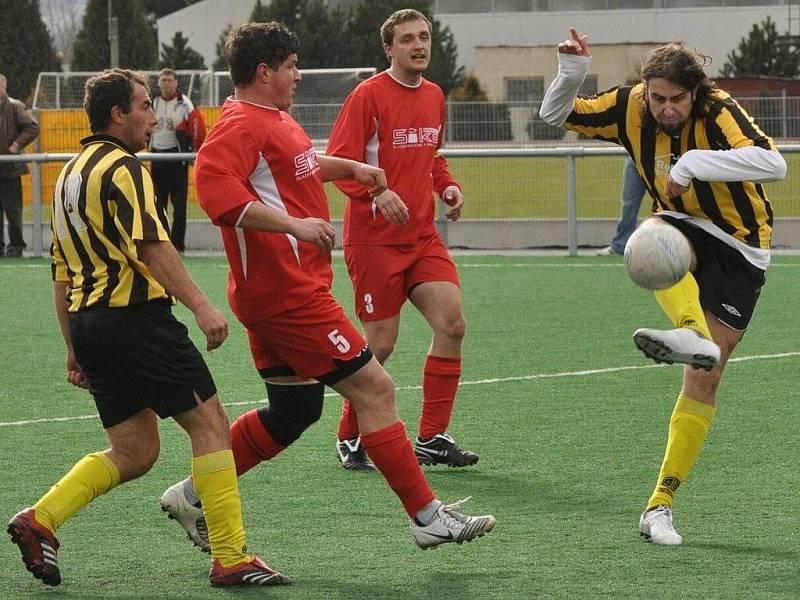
[33,71,800,145]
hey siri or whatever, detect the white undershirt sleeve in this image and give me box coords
[670,147,787,187]
[539,54,592,127]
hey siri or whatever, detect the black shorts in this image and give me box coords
[69,301,217,428]
[660,216,766,331]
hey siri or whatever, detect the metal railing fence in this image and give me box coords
[3,145,797,257]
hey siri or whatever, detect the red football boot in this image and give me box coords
[8,508,61,586]
[209,555,291,587]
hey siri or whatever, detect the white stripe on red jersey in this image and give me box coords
[195,98,333,323]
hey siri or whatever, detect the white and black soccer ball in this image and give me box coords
[623,221,691,290]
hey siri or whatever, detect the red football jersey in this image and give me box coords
[326,71,459,246]
[195,98,332,323]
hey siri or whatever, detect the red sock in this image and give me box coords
[337,399,360,440]
[361,421,435,517]
[419,355,461,439]
[230,409,285,476]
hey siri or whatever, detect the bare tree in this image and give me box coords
[41,0,85,67]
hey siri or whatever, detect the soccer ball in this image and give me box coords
[623,221,691,290]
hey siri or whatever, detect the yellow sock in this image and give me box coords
[33,452,121,533]
[192,449,249,567]
[654,272,712,340]
[647,394,716,510]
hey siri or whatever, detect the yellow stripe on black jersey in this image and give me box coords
[51,135,173,311]
[565,83,775,249]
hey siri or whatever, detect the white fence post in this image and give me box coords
[31,161,43,258]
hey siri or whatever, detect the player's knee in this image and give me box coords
[685,366,722,399]
[113,443,159,481]
[370,340,396,363]
[205,398,233,440]
[436,313,466,341]
[189,395,232,446]
[449,314,467,340]
[139,446,160,475]
[258,381,325,447]
[365,367,396,410]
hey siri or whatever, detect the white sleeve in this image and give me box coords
[538,54,592,127]
[670,147,787,187]
[181,96,195,122]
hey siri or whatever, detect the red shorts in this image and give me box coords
[344,233,460,321]
[245,290,370,384]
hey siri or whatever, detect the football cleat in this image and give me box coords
[160,481,210,552]
[633,327,720,371]
[410,497,496,549]
[414,433,479,467]
[7,508,61,586]
[639,505,683,546]
[209,555,291,586]
[336,437,375,471]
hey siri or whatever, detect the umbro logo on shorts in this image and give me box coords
[721,303,742,317]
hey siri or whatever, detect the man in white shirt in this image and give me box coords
[149,68,205,253]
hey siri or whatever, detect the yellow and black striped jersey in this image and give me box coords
[51,135,173,311]
[565,83,775,249]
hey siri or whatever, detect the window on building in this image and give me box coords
[494,0,535,11]
[607,0,655,8]
[550,0,608,9]
[435,0,493,13]
[504,77,545,102]
[664,0,723,7]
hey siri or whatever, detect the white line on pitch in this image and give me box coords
[4,263,800,271]
[2,351,798,428]
[457,263,800,268]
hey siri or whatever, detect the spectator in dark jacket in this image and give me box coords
[0,73,40,257]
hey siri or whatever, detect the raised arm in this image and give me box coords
[539,28,592,127]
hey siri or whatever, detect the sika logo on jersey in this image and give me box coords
[392,127,440,148]
[294,148,320,180]
[654,153,680,176]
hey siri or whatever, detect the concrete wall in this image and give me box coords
[24,218,800,254]
[473,43,660,102]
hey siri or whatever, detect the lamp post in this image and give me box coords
[108,0,119,68]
